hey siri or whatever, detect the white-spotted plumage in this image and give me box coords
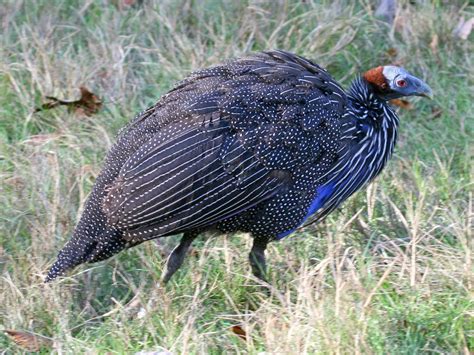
[46,50,401,282]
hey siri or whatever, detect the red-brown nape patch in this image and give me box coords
[363,66,388,91]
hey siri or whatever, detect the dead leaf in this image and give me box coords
[35,86,102,116]
[4,330,52,352]
[430,34,439,54]
[389,99,413,110]
[386,47,398,58]
[114,0,144,10]
[454,17,474,40]
[430,107,443,119]
[189,247,199,258]
[383,47,404,66]
[230,325,247,341]
[384,47,404,66]
[76,87,102,115]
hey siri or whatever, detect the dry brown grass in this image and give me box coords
[0,0,472,353]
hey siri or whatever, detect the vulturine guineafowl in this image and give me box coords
[46,50,432,283]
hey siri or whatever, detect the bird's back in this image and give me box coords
[46,50,349,281]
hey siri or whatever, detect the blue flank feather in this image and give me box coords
[276,182,335,240]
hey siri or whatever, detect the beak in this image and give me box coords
[411,76,433,99]
[418,83,433,99]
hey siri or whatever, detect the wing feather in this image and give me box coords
[102,50,347,241]
[103,121,287,241]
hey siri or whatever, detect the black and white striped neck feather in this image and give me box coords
[305,76,400,225]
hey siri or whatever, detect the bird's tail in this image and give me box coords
[45,227,128,282]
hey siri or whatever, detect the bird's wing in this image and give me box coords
[102,50,348,241]
[103,120,289,241]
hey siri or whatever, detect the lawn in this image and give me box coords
[0,0,472,353]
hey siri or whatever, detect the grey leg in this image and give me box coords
[249,237,268,282]
[162,232,197,283]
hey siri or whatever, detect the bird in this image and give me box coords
[45,50,432,283]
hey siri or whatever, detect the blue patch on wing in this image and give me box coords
[275,182,336,240]
[275,227,295,240]
[304,182,335,219]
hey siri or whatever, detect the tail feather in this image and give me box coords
[45,137,138,282]
[45,228,127,282]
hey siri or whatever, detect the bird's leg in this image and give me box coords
[249,237,269,282]
[161,232,198,283]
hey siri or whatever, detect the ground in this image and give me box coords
[0,0,472,353]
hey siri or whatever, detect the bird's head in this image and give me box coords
[363,65,433,100]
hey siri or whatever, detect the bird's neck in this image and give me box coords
[336,76,400,182]
[347,76,400,130]
[302,77,401,224]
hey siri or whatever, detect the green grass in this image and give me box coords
[0,0,472,353]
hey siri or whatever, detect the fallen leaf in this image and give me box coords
[35,86,102,116]
[430,107,443,119]
[76,87,102,115]
[386,47,398,58]
[123,0,143,5]
[114,0,144,10]
[4,330,52,352]
[230,325,247,341]
[384,47,404,65]
[389,99,413,110]
[385,47,398,63]
[189,247,199,258]
[454,17,474,40]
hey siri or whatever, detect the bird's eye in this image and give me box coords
[396,79,407,87]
